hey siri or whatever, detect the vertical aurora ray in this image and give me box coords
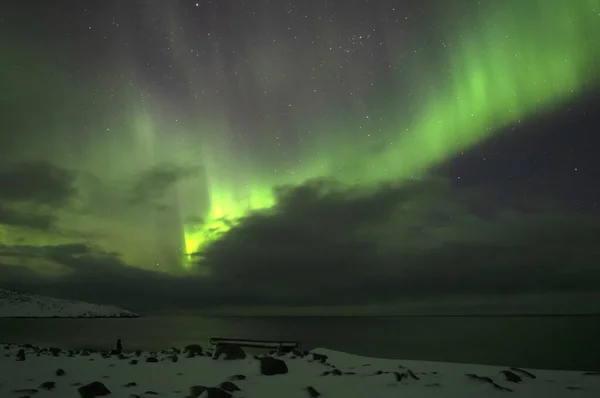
[179,122,278,268]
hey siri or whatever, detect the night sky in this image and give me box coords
[1,0,599,313]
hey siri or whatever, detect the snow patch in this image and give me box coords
[0,289,137,318]
[0,343,598,397]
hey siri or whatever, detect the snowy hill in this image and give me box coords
[0,289,138,318]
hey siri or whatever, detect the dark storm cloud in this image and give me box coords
[131,164,198,205]
[0,243,205,310]
[0,161,76,207]
[1,178,599,310]
[195,178,600,305]
[0,206,55,230]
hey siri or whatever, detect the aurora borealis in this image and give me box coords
[1,0,599,311]
[176,0,600,263]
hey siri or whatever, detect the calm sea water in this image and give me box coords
[0,315,598,371]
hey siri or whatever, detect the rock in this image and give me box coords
[190,385,207,397]
[500,370,522,383]
[40,381,56,390]
[191,386,232,398]
[146,356,158,363]
[56,368,66,376]
[145,391,159,395]
[204,387,232,398]
[583,372,600,376]
[466,373,513,392]
[425,383,442,387]
[213,344,246,360]
[171,354,179,362]
[124,382,137,387]
[219,381,241,392]
[306,386,320,397]
[184,344,203,356]
[129,359,138,365]
[228,374,246,381]
[321,369,343,376]
[12,389,38,395]
[291,349,306,357]
[16,349,26,361]
[510,367,536,379]
[78,381,111,398]
[259,356,288,376]
[407,369,420,380]
[118,354,128,360]
[310,353,328,363]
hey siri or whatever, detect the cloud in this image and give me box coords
[0,161,76,207]
[131,163,197,205]
[194,178,600,305]
[0,205,56,230]
[0,243,205,310]
[0,177,599,311]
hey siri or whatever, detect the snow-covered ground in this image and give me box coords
[0,289,137,318]
[1,342,598,397]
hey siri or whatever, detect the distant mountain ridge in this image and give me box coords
[0,289,138,318]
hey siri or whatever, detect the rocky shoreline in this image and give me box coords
[2,341,599,397]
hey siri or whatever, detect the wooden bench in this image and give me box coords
[208,337,301,357]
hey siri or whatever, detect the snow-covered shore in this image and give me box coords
[1,342,598,397]
[0,289,137,318]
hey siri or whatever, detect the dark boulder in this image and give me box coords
[213,344,246,360]
[78,381,111,398]
[259,356,288,376]
[500,370,522,383]
[184,344,203,356]
[219,381,241,392]
[189,386,232,398]
[40,381,56,390]
[310,353,328,363]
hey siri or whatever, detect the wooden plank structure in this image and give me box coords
[209,337,301,355]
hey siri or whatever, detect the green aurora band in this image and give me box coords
[181,0,600,267]
[1,1,599,272]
